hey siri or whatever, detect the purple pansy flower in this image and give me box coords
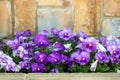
[95,51,109,63]
[107,45,120,58]
[21,54,32,61]
[79,32,88,39]
[78,51,90,65]
[53,42,65,51]
[106,35,120,45]
[71,51,90,65]
[81,37,98,52]
[15,31,22,39]
[22,29,31,37]
[19,61,30,70]
[13,46,28,58]
[0,51,17,72]
[100,36,106,45]
[35,52,47,64]
[5,60,17,72]
[18,36,27,43]
[0,51,8,62]
[47,52,61,65]
[71,33,79,42]
[51,28,59,36]
[71,50,81,63]
[38,30,49,37]
[21,43,32,52]
[62,54,70,64]
[34,34,49,48]
[58,27,73,40]
[6,39,19,50]
[109,55,120,64]
[51,68,59,73]
[111,48,120,58]
[31,62,45,73]
[21,42,35,53]
[107,45,116,52]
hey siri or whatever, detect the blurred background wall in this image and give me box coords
[0,0,120,38]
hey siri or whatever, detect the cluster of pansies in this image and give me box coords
[0,27,120,73]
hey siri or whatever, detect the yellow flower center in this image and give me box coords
[113,51,116,54]
[82,57,85,61]
[75,57,78,60]
[89,43,92,47]
[64,33,68,36]
[40,59,43,62]
[100,57,103,60]
[40,42,43,45]
[37,67,40,71]
[54,59,57,62]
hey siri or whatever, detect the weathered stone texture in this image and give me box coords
[104,0,120,16]
[14,0,36,34]
[101,19,120,37]
[0,73,26,80]
[27,73,120,80]
[0,0,12,37]
[37,0,61,6]
[74,0,101,35]
[37,8,72,32]
[37,0,72,7]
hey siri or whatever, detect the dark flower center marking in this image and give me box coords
[17,50,21,53]
[25,63,28,67]
[64,33,68,37]
[113,58,116,61]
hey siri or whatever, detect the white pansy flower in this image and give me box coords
[15,65,21,72]
[117,69,120,73]
[97,43,107,52]
[90,60,98,71]
[79,37,84,42]
[64,43,72,52]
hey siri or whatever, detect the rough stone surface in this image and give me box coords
[37,0,72,7]
[0,0,12,37]
[27,73,120,80]
[74,0,101,35]
[37,0,61,6]
[104,0,120,16]
[101,19,120,37]
[14,0,36,34]
[61,0,72,7]
[0,73,26,80]
[0,73,119,80]
[37,8,72,32]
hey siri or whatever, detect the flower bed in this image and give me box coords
[0,27,120,73]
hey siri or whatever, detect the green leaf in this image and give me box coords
[13,56,21,64]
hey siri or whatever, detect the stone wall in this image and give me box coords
[0,0,120,38]
[0,73,120,80]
